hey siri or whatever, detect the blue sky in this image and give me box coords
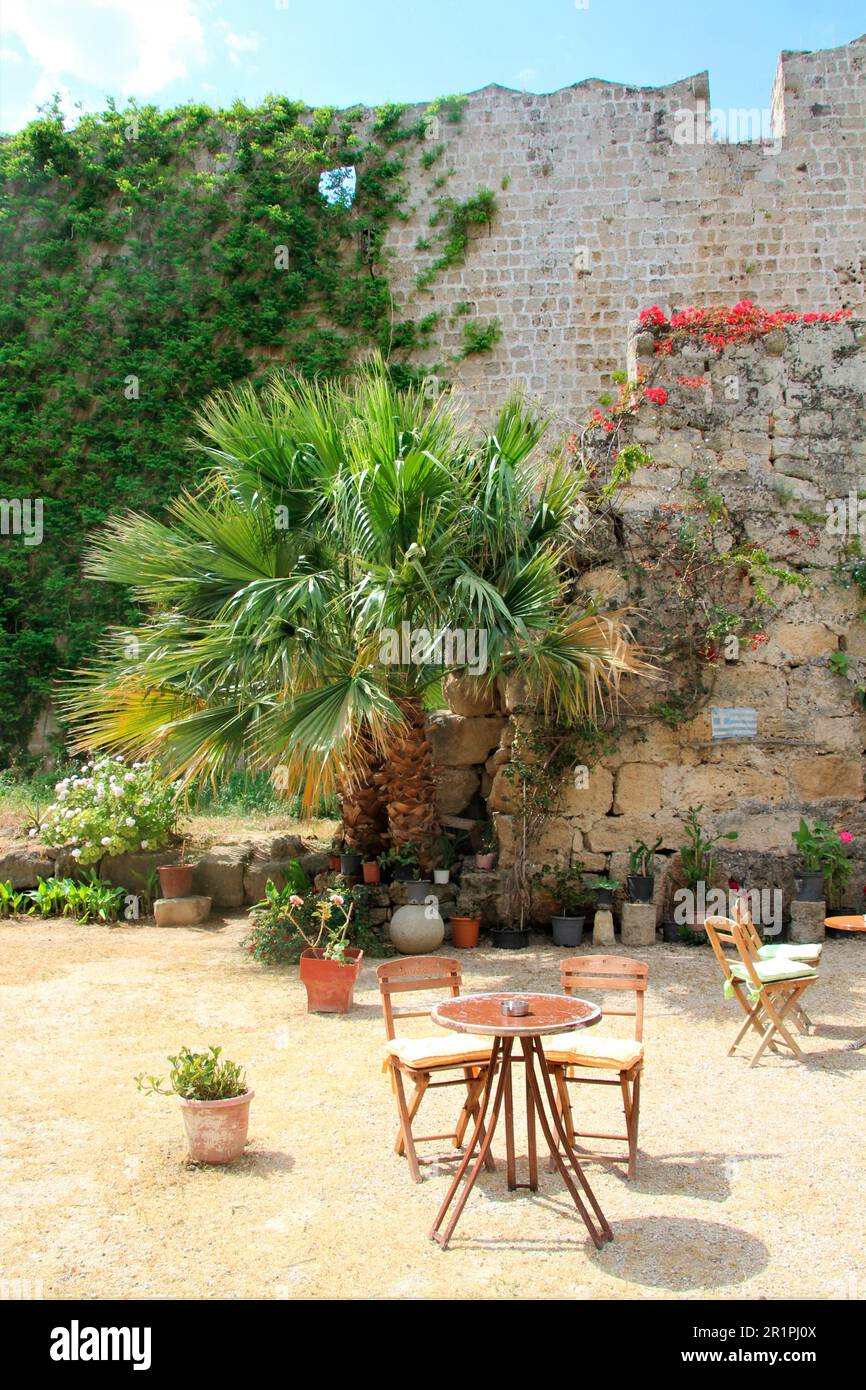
[0,0,862,134]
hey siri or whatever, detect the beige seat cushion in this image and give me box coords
[385,1033,493,1069]
[542,1034,644,1070]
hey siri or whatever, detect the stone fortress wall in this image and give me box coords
[386,35,866,920]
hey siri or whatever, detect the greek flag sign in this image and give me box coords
[711,706,758,740]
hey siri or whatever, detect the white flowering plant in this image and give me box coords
[40,757,179,865]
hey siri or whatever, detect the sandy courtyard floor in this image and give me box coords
[1,916,864,1302]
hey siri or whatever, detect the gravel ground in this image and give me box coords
[0,916,863,1302]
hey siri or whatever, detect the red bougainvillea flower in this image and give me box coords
[644,386,668,405]
[728,879,740,892]
[839,831,853,844]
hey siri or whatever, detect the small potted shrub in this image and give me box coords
[296,888,365,1012]
[627,837,662,903]
[339,846,362,878]
[668,805,738,940]
[328,839,342,872]
[545,862,593,947]
[587,875,621,909]
[136,1045,253,1165]
[362,855,381,885]
[379,843,430,902]
[158,837,194,900]
[433,833,457,885]
[791,819,852,903]
[475,822,496,871]
[449,913,481,948]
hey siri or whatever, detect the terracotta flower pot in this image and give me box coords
[158,864,194,898]
[328,853,341,871]
[178,1090,254,1165]
[362,861,380,884]
[475,852,495,870]
[450,915,481,949]
[299,946,364,1013]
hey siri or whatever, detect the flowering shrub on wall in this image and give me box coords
[40,758,179,864]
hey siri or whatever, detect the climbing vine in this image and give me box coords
[0,91,496,761]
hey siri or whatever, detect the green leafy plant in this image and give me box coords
[542,861,593,916]
[478,821,496,854]
[40,757,179,865]
[26,872,125,923]
[135,1045,247,1101]
[791,818,852,903]
[0,880,32,917]
[244,878,389,965]
[628,837,663,876]
[829,650,850,677]
[378,843,421,875]
[587,875,621,893]
[679,806,738,889]
[436,832,458,869]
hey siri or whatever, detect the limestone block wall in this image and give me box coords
[429,315,866,918]
[382,35,865,423]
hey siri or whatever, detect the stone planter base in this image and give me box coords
[621,902,657,947]
[593,908,616,946]
[789,900,826,944]
[154,895,212,927]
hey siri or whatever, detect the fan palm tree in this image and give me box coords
[65,362,650,866]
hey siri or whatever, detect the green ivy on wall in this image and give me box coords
[0,93,501,762]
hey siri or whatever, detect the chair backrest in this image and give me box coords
[376,955,462,1040]
[730,921,765,989]
[730,895,763,952]
[704,915,740,982]
[559,956,649,1041]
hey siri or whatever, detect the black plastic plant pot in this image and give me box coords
[662,920,680,943]
[392,866,415,882]
[404,879,432,904]
[551,915,584,947]
[339,853,362,877]
[627,874,654,904]
[793,872,824,902]
[594,889,614,909]
[490,926,529,950]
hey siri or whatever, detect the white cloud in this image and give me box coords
[0,0,207,101]
[0,46,22,63]
[218,24,260,69]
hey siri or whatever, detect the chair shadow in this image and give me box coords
[601,1149,776,1201]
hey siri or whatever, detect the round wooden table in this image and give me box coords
[825,915,866,934]
[428,992,613,1250]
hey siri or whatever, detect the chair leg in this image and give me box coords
[622,1068,640,1179]
[749,989,804,1067]
[392,1068,426,1181]
[456,1068,496,1172]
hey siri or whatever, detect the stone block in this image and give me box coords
[443,674,499,716]
[435,766,480,815]
[0,847,55,888]
[613,763,662,814]
[426,712,507,767]
[790,755,864,801]
[593,909,616,946]
[100,851,164,893]
[243,858,306,905]
[194,845,250,907]
[788,900,826,944]
[154,895,212,927]
[620,902,658,946]
[555,765,614,823]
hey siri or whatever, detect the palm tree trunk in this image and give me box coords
[337,725,388,857]
[377,696,440,871]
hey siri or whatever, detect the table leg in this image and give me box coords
[504,1052,517,1190]
[525,1056,538,1192]
[522,1037,613,1248]
[429,1036,512,1248]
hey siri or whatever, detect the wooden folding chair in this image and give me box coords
[543,956,648,1179]
[377,956,495,1183]
[705,917,818,1067]
[730,896,819,1030]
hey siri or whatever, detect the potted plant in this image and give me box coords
[158,839,194,899]
[545,861,593,947]
[379,843,430,902]
[668,805,738,940]
[339,848,362,877]
[791,819,853,904]
[434,832,457,885]
[587,874,621,909]
[295,888,364,1013]
[136,1045,253,1165]
[362,857,381,885]
[328,838,342,872]
[627,837,662,903]
[475,822,496,870]
[449,913,481,948]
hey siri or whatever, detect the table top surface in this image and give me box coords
[432,991,602,1037]
[825,915,866,932]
